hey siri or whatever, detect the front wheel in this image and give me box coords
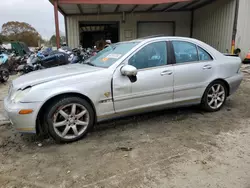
[45,97,95,143]
[201,81,227,112]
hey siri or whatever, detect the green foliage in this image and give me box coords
[1,21,41,46]
[0,34,8,45]
[49,35,57,46]
[49,35,66,46]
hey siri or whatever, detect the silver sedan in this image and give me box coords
[4,37,243,143]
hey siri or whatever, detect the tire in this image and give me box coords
[0,69,9,83]
[201,80,228,112]
[45,96,95,143]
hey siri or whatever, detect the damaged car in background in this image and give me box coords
[4,36,243,143]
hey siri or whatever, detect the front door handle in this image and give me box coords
[203,65,212,70]
[161,70,173,76]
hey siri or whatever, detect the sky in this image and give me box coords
[0,0,65,39]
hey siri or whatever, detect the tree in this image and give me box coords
[49,35,66,46]
[61,36,66,43]
[2,21,38,36]
[40,38,50,46]
[49,35,57,46]
[0,34,8,45]
[1,21,41,46]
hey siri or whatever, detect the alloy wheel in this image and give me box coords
[53,103,90,139]
[207,84,225,110]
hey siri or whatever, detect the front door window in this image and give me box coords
[128,41,167,69]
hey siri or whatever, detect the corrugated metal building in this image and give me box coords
[193,0,236,53]
[236,0,250,59]
[52,0,250,59]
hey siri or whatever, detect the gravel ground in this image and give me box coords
[1,66,250,188]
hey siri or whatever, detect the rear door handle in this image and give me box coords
[161,70,173,76]
[203,65,212,70]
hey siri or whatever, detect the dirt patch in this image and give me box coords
[0,68,250,188]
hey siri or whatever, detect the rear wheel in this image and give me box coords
[201,81,227,112]
[45,97,94,143]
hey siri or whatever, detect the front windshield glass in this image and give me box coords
[84,42,139,68]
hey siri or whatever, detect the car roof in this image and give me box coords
[116,36,222,59]
[117,36,200,45]
[130,36,200,43]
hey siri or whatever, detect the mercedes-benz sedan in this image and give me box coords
[4,37,243,143]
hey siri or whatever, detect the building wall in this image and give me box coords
[193,0,236,53]
[66,11,191,48]
[236,0,250,59]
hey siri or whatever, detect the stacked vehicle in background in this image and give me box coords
[0,52,9,82]
[0,41,97,77]
[18,46,95,74]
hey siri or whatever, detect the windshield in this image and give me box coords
[84,42,139,68]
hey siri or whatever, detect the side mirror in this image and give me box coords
[120,65,137,76]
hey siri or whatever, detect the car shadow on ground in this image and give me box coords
[22,103,233,144]
[95,105,203,132]
[0,98,240,151]
[1,105,200,143]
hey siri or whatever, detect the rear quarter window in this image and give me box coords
[197,46,213,61]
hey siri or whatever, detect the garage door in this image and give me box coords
[137,22,174,38]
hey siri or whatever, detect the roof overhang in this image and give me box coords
[58,0,188,4]
[50,0,214,16]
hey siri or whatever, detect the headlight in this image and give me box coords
[11,87,31,103]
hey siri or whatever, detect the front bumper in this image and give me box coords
[226,72,243,96]
[4,97,42,134]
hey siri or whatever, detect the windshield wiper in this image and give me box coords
[84,60,95,66]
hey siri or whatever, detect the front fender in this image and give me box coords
[21,72,114,117]
[21,84,87,103]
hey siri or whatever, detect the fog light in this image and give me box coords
[19,109,33,115]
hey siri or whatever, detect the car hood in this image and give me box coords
[13,64,103,89]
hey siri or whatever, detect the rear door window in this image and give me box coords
[172,41,199,64]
